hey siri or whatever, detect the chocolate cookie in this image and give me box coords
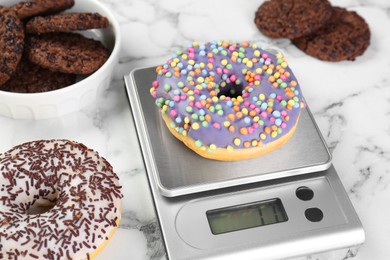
[25,12,109,34]
[254,0,333,39]
[25,33,109,75]
[0,58,76,93]
[0,5,24,86]
[10,0,74,20]
[292,7,371,61]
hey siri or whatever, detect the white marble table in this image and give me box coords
[1,0,389,259]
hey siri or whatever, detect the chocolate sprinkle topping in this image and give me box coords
[0,140,122,259]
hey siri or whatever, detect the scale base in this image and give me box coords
[152,165,364,260]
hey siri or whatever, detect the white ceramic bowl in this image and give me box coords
[0,0,121,119]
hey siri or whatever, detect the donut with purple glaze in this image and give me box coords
[150,41,304,161]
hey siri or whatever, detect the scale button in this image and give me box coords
[296,186,314,201]
[305,208,324,222]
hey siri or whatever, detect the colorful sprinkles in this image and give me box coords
[151,41,304,153]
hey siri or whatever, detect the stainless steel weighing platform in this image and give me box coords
[124,67,365,260]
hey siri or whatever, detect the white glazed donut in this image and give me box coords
[0,139,122,259]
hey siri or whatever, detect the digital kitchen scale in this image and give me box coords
[124,67,365,260]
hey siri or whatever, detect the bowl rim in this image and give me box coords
[0,0,121,99]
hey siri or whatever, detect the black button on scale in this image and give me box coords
[305,208,324,222]
[296,186,314,201]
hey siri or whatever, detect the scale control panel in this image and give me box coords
[175,176,347,250]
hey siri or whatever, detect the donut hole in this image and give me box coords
[26,190,59,215]
[217,81,244,99]
[26,199,56,215]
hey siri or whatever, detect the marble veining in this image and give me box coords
[1,0,390,259]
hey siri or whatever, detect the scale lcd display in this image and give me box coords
[206,198,288,235]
